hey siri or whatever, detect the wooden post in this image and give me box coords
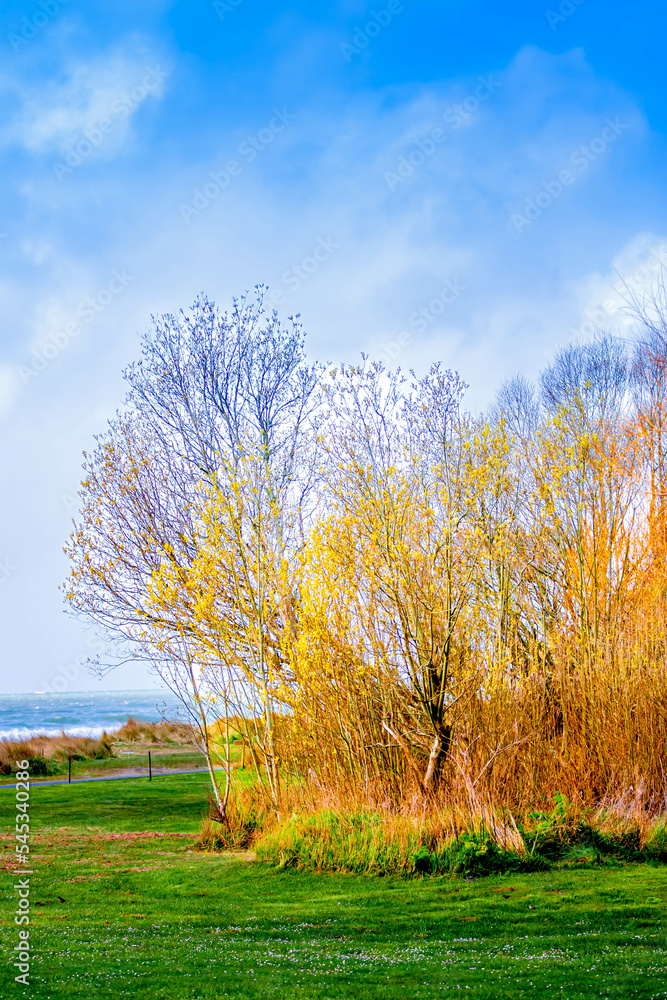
[68,757,72,784]
[148,751,152,782]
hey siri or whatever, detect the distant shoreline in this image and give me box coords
[0,691,184,743]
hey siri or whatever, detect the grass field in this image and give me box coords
[0,771,211,834]
[1,774,666,999]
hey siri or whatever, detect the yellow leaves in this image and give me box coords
[64,353,667,802]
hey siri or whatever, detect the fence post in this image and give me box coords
[148,751,152,782]
[68,757,72,784]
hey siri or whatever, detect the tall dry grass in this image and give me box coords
[267,629,667,824]
[0,718,197,774]
[0,733,114,773]
[114,717,196,744]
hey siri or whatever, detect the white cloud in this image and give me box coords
[2,48,169,156]
[0,41,659,687]
[567,232,667,340]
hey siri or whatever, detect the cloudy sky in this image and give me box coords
[1,0,666,693]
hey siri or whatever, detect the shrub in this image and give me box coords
[439,830,545,876]
[413,845,434,873]
[253,809,542,877]
[519,793,581,859]
[645,821,667,862]
[196,787,667,877]
[23,755,60,776]
[196,789,271,851]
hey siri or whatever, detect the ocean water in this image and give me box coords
[0,690,183,740]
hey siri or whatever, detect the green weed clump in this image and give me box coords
[0,752,61,776]
[196,788,271,850]
[519,793,667,865]
[197,789,667,877]
[437,830,545,876]
[645,820,667,860]
[22,754,61,776]
[255,810,421,875]
[252,810,543,877]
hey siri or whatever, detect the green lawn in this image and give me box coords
[0,771,212,833]
[1,776,666,999]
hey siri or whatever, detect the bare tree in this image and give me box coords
[539,333,629,422]
[492,374,541,442]
[65,289,323,809]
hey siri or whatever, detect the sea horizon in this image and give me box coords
[0,689,183,741]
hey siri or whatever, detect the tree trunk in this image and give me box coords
[204,741,226,821]
[422,725,451,792]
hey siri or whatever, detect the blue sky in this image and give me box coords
[1,0,666,693]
